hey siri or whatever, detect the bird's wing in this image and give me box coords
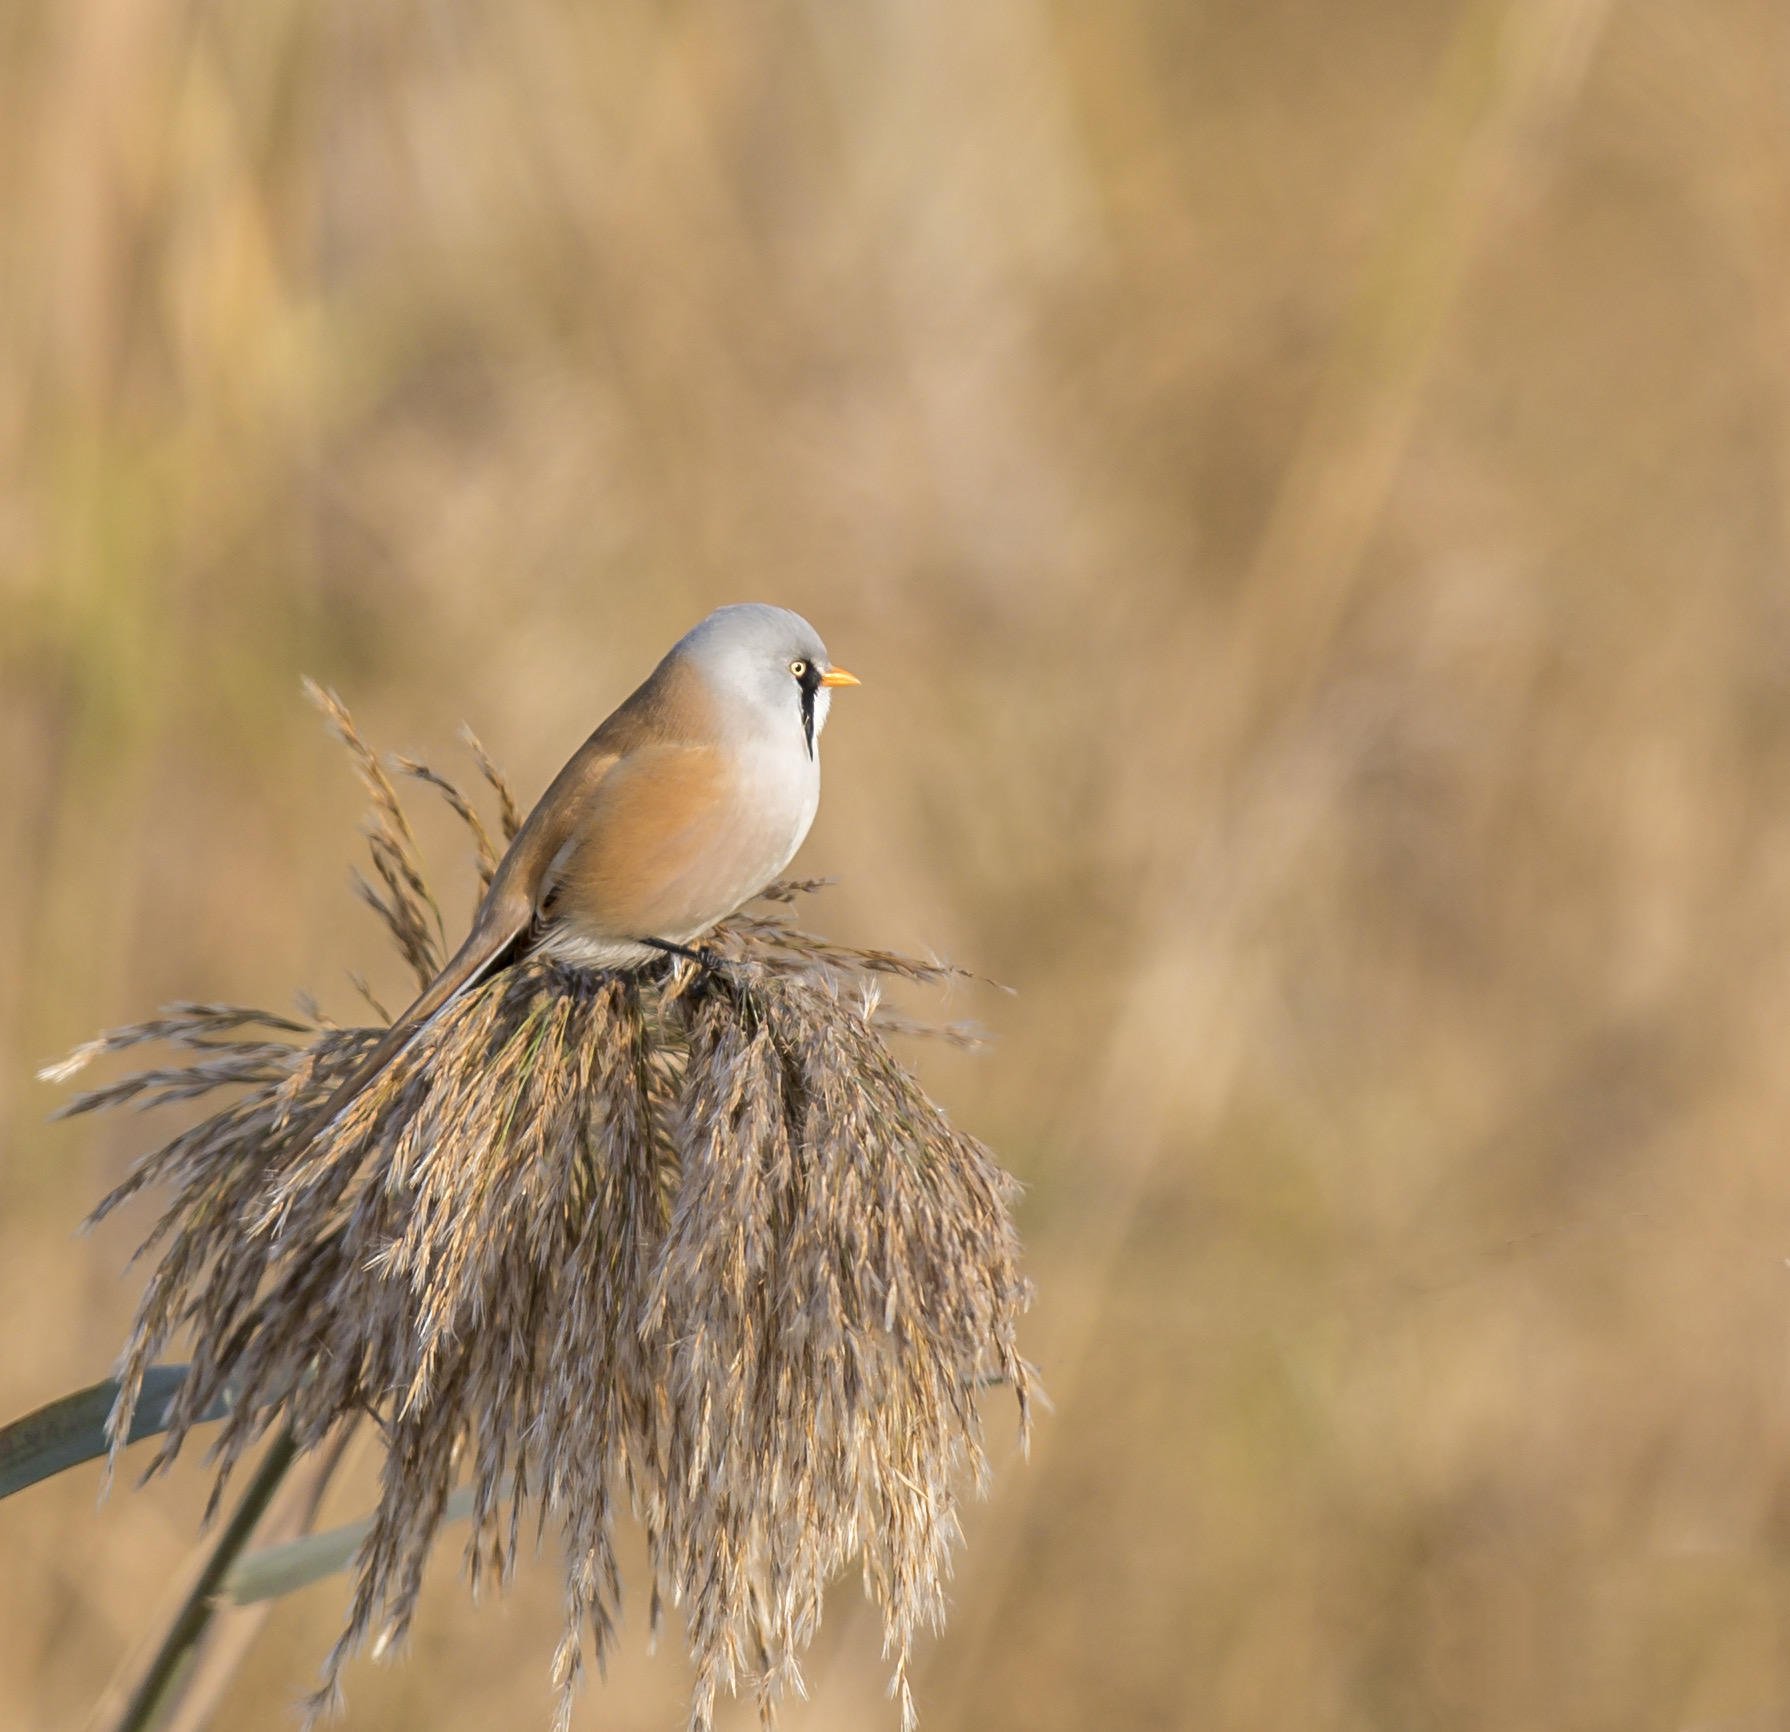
[542,740,735,935]
[312,727,629,1129]
[308,644,716,1132]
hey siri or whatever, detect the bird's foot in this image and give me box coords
[643,937,732,980]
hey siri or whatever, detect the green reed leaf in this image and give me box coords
[0,1367,231,1501]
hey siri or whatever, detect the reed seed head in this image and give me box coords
[52,688,1033,1731]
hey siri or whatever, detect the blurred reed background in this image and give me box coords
[6,0,1790,1727]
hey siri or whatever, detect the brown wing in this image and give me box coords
[311,865,544,1130]
[544,741,736,940]
[312,649,714,1130]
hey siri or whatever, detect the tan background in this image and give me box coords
[8,1,1790,1727]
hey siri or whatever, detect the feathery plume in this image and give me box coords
[53,692,1033,1730]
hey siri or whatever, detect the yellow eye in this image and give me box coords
[790,659,809,679]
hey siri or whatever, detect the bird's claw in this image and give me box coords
[644,937,733,982]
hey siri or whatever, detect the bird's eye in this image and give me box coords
[790,659,809,679]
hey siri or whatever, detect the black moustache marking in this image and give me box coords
[798,661,822,758]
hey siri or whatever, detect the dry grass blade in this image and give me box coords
[394,756,502,887]
[720,887,1005,996]
[304,679,444,985]
[39,1006,313,1088]
[862,1010,988,1049]
[459,725,524,841]
[65,696,1031,1732]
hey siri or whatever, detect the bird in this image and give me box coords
[321,603,858,1121]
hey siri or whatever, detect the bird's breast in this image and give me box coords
[722,734,821,885]
[543,734,820,954]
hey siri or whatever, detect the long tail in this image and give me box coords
[314,913,529,1131]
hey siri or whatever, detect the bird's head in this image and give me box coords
[674,603,859,756]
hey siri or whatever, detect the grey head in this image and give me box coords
[669,603,849,756]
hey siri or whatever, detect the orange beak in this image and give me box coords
[819,666,861,688]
